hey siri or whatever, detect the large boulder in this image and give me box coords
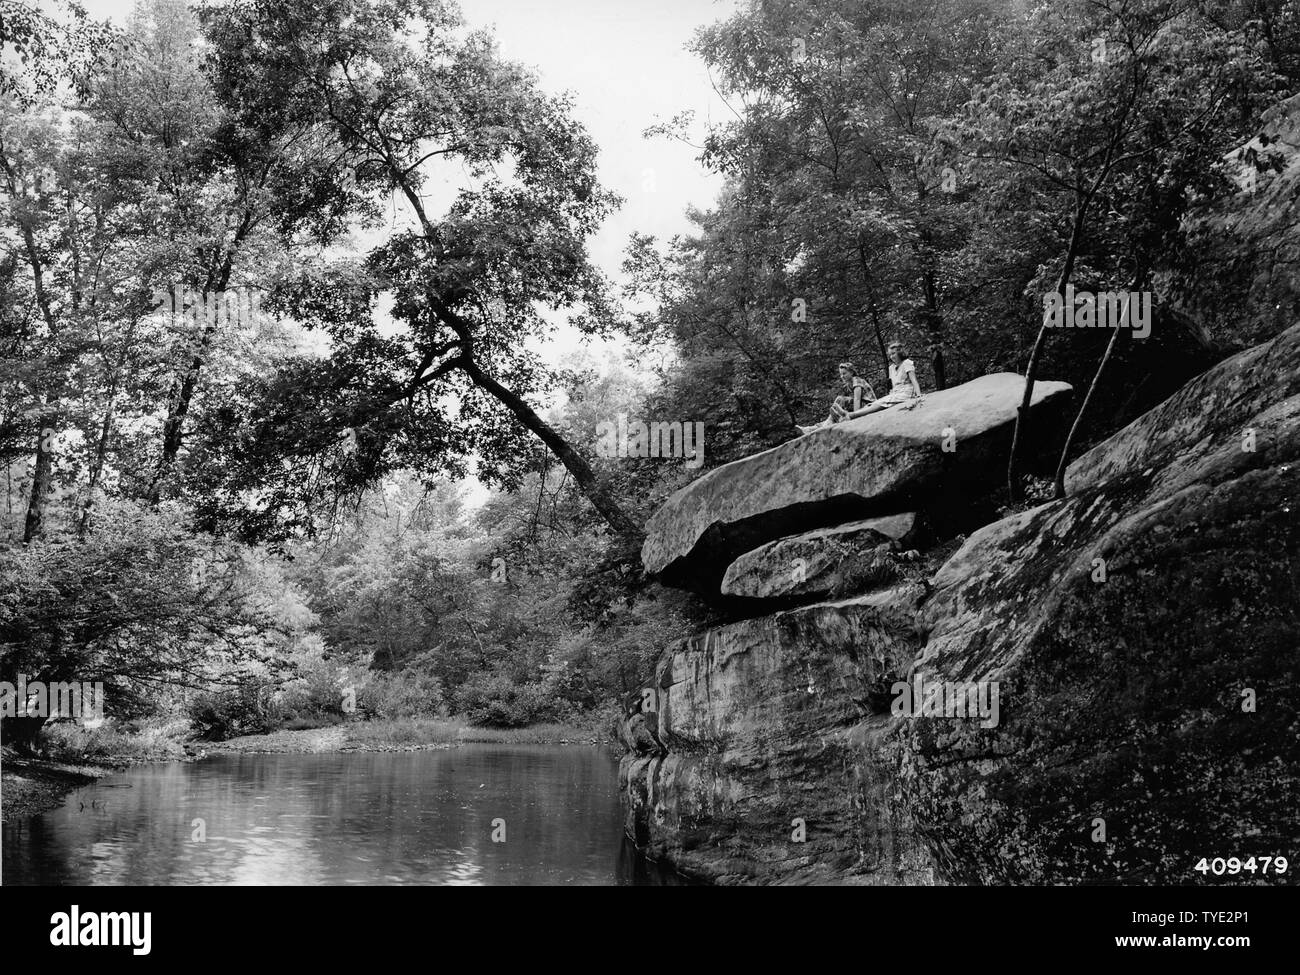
[719,514,916,603]
[1065,314,1300,496]
[619,584,937,885]
[642,373,1072,595]
[902,322,1300,884]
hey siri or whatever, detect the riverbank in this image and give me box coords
[1,754,106,823]
[209,718,605,753]
[2,717,608,823]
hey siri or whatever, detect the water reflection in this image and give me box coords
[2,744,689,886]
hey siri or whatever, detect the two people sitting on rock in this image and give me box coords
[797,341,925,435]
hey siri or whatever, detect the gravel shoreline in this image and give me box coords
[205,726,459,754]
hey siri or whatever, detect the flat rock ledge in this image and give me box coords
[642,373,1073,594]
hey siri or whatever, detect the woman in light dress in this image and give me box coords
[843,341,924,418]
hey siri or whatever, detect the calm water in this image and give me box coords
[2,744,683,885]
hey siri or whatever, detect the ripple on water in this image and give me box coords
[2,745,692,886]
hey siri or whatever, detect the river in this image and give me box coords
[1,744,685,885]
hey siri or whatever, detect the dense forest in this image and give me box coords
[2,0,1297,750]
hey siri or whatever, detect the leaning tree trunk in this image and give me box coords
[1006,100,1132,502]
[1006,197,1090,502]
[1052,320,1122,498]
[1051,284,1137,498]
[395,170,645,542]
[460,354,644,540]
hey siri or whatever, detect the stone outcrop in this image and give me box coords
[905,322,1300,884]
[619,584,937,885]
[641,373,1073,594]
[1064,316,1300,497]
[622,326,1300,885]
[1173,92,1300,345]
[718,514,916,602]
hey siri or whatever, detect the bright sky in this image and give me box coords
[397,0,736,363]
[464,0,732,278]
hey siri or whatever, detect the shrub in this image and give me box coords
[452,673,552,728]
[278,648,353,720]
[36,717,189,763]
[357,670,445,720]
[187,686,282,740]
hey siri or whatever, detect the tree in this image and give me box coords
[0,498,287,750]
[100,0,372,505]
[0,0,113,106]
[196,0,641,540]
[1,0,303,540]
[0,99,155,540]
[958,0,1276,499]
[624,0,1024,468]
[678,0,1008,392]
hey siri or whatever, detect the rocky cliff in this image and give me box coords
[620,337,1300,885]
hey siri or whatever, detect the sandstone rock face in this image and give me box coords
[719,514,916,601]
[1065,319,1300,497]
[619,585,938,885]
[1174,92,1300,345]
[624,325,1299,885]
[641,373,1072,594]
[904,323,1300,884]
